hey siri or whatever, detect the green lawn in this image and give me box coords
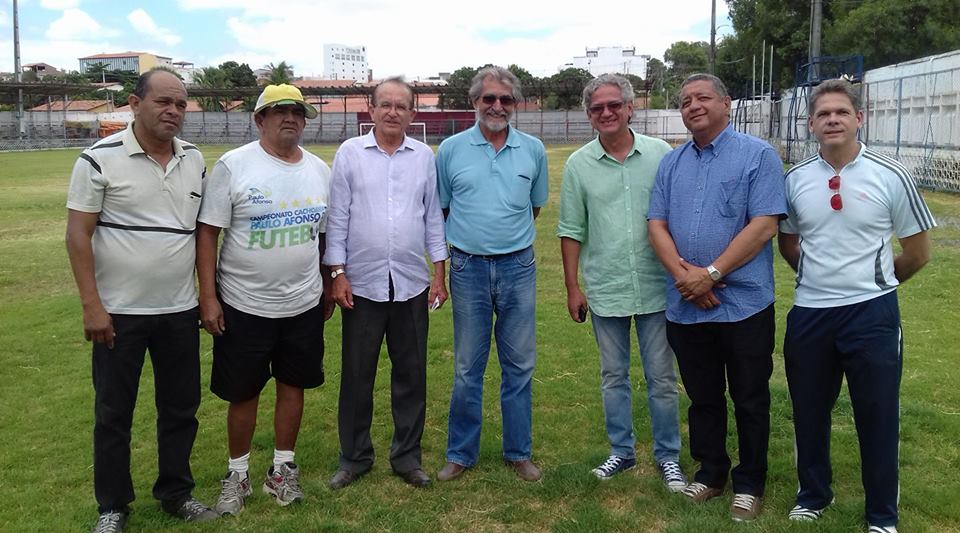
[0,144,958,532]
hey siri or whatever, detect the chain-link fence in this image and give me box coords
[747,53,960,192]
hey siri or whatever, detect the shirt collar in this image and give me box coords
[589,128,643,161]
[362,127,415,152]
[122,121,186,158]
[692,123,734,154]
[468,121,520,148]
[816,141,866,170]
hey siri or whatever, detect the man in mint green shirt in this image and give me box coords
[557,74,686,489]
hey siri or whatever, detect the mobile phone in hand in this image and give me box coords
[578,306,587,322]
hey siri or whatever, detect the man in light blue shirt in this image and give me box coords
[324,78,449,490]
[436,66,548,482]
[647,74,786,521]
[557,74,686,490]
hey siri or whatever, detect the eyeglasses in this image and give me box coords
[480,94,516,106]
[375,101,410,113]
[588,101,626,114]
[828,175,843,210]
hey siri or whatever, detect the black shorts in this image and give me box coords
[211,299,325,402]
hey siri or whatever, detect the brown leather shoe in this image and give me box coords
[397,468,432,488]
[436,462,467,481]
[505,459,542,481]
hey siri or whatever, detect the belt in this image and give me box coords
[449,245,528,260]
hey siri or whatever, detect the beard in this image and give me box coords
[476,109,511,133]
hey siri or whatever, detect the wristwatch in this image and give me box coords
[706,264,723,282]
[331,267,346,279]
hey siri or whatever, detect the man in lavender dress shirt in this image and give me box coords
[324,77,449,489]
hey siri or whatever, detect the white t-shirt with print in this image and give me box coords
[199,141,331,318]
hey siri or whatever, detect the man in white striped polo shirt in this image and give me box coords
[779,78,936,533]
[66,68,217,532]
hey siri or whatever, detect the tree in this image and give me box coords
[826,0,960,70]
[266,61,293,85]
[507,64,535,96]
[219,61,257,88]
[192,66,230,112]
[219,61,258,111]
[544,68,593,110]
[439,66,479,110]
[664,41,710,79]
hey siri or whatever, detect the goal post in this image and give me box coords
[358,122,427,144]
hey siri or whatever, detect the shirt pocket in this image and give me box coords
[502,173,533,210]
[718,176,747,218]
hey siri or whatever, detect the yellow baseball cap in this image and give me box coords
[254,84,317,119]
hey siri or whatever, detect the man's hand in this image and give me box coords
[675,260,716,301]
[322,296,336,321]
[428,275,448,310]
[566,286,589,323]
[82,303,115,348]
[199,296,225,336]
[331,275,354,310]
[691,291,722,310]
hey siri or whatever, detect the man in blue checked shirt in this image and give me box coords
[647,73,786,522]
[324,77,449,490]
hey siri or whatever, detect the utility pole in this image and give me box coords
[709,0,717,74]
[809,0,823,82]
[13,0,26,138]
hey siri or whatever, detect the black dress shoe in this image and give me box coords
[329,468,365,490]
[398,468,431,487]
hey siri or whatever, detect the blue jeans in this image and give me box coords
[446,245,537,466]
[590,311,681,464]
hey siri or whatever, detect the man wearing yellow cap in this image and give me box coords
[196,84,334,515]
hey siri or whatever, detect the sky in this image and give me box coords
[0,0,732,80]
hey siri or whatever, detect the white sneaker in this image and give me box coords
[263,462,304,506]
[215,470,252,516]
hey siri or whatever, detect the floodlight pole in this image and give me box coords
[709,0,717,74]
[13,0,26,138]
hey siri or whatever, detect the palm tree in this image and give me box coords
[266,61,293,85]
[192,66,230,112]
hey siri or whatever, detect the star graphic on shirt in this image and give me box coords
[292,199,301,207]
[305,197,313,206]
[279,201,288,209]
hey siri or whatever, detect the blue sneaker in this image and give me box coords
[591,455,637,479]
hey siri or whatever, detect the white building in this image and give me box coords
[567,46,650,79]
[323,44,370,82]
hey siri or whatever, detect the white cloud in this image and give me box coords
[127,9,183,46]
[46,9,118,40]
[178,0,731,79]
[41,0,81,10]
[127,9,181,46]
[0,9,8,29]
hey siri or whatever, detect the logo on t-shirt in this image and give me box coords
[247,187,273,205]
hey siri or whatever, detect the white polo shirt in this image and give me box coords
[66,124,206,315]
[198,141,331,318]
[780,143,937,308]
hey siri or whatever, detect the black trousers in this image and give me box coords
[337,289,429,474]
[785,292,902,527]
[92,308,200,513]
[666,304,774,496]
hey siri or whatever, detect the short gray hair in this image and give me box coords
[582,73,634,109]
[372,76,414,109]
[680,73,728,98]
[809,78,862,114]
[468,66,523,104]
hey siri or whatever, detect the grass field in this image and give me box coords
[1,144,958,533]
